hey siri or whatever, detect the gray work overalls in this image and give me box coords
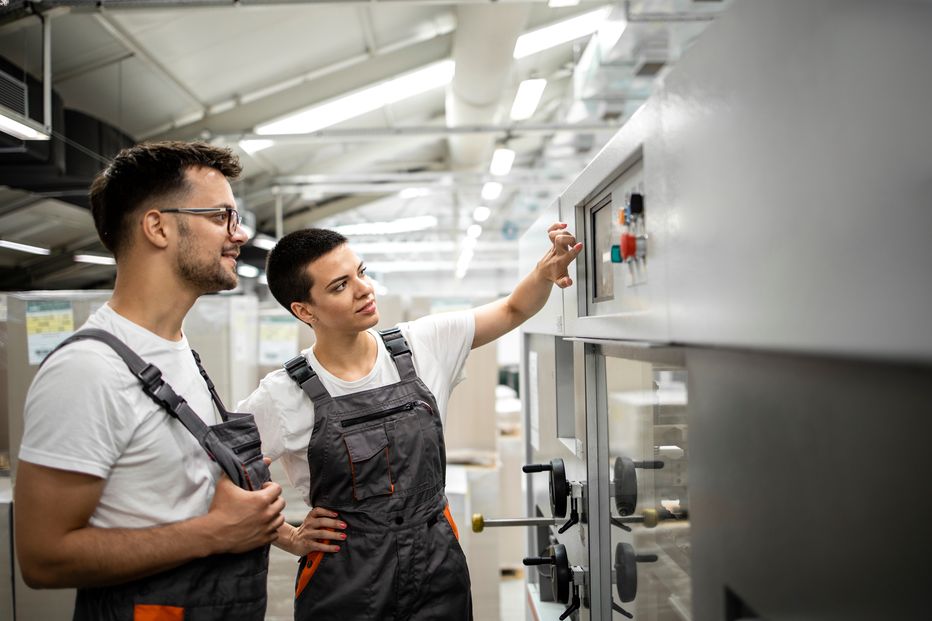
[44,329,271,621]
[284,327,473,620]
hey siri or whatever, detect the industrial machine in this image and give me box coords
[476,1,932,619]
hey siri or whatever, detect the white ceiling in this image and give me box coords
[0,0,728,293]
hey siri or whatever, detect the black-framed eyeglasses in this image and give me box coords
[159,207,243,236]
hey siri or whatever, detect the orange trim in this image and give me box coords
[443,505,460,540]
[134,604,184,621]
[295,551,324,599]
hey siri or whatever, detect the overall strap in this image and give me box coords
[190,349,230,422]
[284,354,331,404]
[379,327,417,381]
[46,329,213,448]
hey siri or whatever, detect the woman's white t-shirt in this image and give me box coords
[237,311,475,505]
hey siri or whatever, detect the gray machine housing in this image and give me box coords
[521,1,932,620]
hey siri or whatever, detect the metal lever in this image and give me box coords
[612,602,633,619]
[471,514,560,533]
[557,498,579,534]
[559,587,581,620]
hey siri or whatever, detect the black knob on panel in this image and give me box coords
[524,543,571,604]
[524,458,569,518]
[613,455,664,516]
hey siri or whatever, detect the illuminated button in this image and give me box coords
[621,233,637,260]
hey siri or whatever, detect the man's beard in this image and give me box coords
[176,219,238,292]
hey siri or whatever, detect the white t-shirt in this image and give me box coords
[237,311,475,504]
[20,303,222,529]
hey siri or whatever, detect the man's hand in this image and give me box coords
[203,476,286,555]
[284,507,346,556]
[537,222,583,289]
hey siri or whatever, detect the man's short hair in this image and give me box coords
[89,141,242,257]
[266,228,348,316]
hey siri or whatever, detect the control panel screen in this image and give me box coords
[591,196,615,303]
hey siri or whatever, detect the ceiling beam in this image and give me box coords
[215,121,620,145]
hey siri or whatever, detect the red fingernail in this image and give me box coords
[340,522,347,528]
[341,533,347,539]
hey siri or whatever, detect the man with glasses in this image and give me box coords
[14,141,285,620]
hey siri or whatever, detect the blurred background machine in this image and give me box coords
[472,1,932,620]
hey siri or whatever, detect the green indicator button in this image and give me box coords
[611,245,623,263]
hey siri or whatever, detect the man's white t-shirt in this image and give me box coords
[237,311,475,504]
[20,303,222,529]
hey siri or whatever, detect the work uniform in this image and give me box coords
[285,328,473,620]
[36,326,271,621]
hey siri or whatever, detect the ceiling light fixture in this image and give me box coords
[237,264,261,278]
[256,60,455,135]
[489,148,516,176]
[510,78,547,121]
[73,253,115,265]
[481,181,503,201]
[0,239,51,255]
[399,187,431,199]
[334,215,438,236]
[467,224,483,239]
[473,206,491,222]
[239,139,273,155]
[513,7,611,59]
[0,104,50,141]
[548,0,581,7]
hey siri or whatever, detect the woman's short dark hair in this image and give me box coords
[266,228,348,317]
[88,141,242,257]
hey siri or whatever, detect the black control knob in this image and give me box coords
[613,455,664,516]
[615,542,658,603]
[523,543,571,604]
[524,458,569,518]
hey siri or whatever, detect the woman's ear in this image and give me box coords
[141,209,170,249]
[291,301,315,326]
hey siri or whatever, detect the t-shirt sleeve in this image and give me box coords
[19,343,138,479]
[405,310,475,391]
[237,376,287,462]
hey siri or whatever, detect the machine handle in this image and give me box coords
[523,463,553,473]
[471,513,560,533]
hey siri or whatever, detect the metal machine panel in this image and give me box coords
[687,347,932,620]
[658,0,932,361]
[560,97,670,344]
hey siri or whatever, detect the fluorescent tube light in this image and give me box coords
[251,236,277,251]
[510,78,547,121]
[0,240,51,255]
[256,60,455,135]
[0,105,50,141]
[334,215,438,236]
[548,0,580,6]
[239,139,273,155]
[399,187,430,199]
[237,264,260,278]
[513,7,611,59]
[489,148,516,176]
[73,253,115,265]
[472,206,491,222]
[481,181,503,201]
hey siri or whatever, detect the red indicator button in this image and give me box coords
[620,233,637,260]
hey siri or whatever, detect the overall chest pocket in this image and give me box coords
[341,401,439,501]
[343,425,393,501]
